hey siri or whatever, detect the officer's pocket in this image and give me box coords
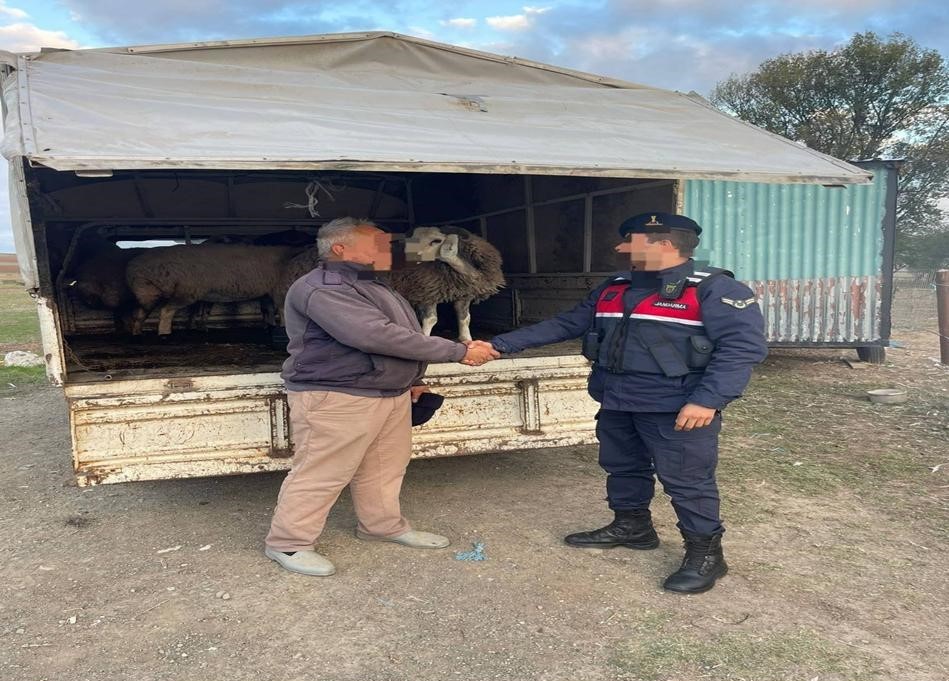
[582,331,602,361]
[657,413,722,440]
[587,370,605,403]
[688,335,715,369]
[656,415,721,479]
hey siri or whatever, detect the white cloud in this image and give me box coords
[486,14,530,31]
[441,17,477,29]
[486,5,550,31]
[0,22,80,52]
[0,2,28,20]
[570,27,654,62]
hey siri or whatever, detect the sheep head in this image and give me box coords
[404,227,453,263]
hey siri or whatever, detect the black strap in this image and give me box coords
[605,292,632,371]
[605,287,650,370]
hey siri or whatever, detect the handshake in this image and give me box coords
[460,340,501,366]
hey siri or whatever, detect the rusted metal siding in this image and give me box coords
[749,276,883,343]
[683,161,894,344]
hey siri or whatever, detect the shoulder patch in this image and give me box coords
[721,296,757,309]
[322,271,344,285]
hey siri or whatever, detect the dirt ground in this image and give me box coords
[1,292,947,680]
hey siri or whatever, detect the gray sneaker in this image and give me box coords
[355,529,450,549]
[264,547,336,576]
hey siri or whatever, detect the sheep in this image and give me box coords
[125,243,306,336]
[386,226,505,342]
[278,245,322,294]
[65,235,146,331]
[70,242,144,312]
[266,225,504,342]
[253,230,317,247]
[248,232,317,324]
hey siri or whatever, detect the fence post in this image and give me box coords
[938,270,949,365]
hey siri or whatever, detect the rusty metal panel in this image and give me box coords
[747,275,882,343]
[65,356,598,485]
[67,375,293,485]
[683,162,893,343]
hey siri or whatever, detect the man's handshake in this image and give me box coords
[460,340,501,366]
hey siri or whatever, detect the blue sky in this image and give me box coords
[1,0,947,253]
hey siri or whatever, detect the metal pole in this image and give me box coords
[524,176,537,274]
[937,270,949,365]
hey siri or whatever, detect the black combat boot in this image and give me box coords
[662,531,727,593]
[564,510,659,549]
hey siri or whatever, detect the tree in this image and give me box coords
[892,230,949,271]
[710,33,949,271]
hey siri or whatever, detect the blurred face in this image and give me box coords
[615,232,679,270]
[404,227,447,263]
[330,225,394,271]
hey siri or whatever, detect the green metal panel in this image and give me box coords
[682,162,895,344]
[683,164,889,281]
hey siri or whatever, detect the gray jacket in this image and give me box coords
[282,261,467,396]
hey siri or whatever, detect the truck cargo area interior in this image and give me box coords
[27,164,675,383]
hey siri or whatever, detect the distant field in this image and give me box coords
[0,282,41,350]
[0,283,40,358]
[0,253,20,283]
[0,282,44,388]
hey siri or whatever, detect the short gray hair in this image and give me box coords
[316,217,377,258]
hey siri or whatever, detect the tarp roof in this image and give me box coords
[1,32,870,184]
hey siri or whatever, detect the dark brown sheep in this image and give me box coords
[65,235,146,331]
[71,244,145,312]
[387,226,505,342]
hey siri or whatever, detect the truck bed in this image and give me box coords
[63,331,583,383]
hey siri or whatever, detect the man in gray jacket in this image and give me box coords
[265,217,499,576]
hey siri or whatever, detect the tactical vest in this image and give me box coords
[581,268,732,376]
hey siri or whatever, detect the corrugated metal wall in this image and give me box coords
[683,161,895,344]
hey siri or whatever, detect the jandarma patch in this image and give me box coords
[652,301,688,310]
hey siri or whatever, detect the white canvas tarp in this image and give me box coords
[1,32,870,184]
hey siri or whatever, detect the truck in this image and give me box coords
[1,32,881,485]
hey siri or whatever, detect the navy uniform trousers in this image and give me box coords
[596,409,723,536]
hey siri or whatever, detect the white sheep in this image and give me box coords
[125,243,308,335]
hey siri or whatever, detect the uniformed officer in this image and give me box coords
[490,212,767,593]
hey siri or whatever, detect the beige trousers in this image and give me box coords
[265,390,413,552]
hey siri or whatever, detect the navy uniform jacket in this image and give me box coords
[491,260,768,413]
